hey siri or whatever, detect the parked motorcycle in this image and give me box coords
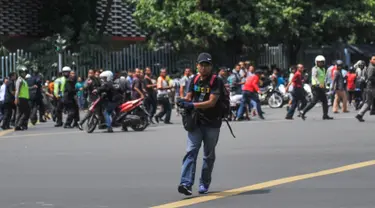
[229,94,242,121]
[259,85,284,108]
[116,97,150,131]
[85,97,149,133]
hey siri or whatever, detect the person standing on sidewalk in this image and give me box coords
[177,52,226,195]
[14,66,30,131]
[356,55,375,122]
[300,55,333,120]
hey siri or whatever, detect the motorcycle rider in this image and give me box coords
[300,55,333,120]
[95,70,122,133]
[356,55,375,122]
[54,66,71,127]
[14,66,30,131]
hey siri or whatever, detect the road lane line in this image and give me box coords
[0,131,82,139]
[151,159,375,208]
[0,129,13,137]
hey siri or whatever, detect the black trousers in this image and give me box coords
[145,95,157,117]
[55,99,64,125]
[1,102,14,128]
[65,101,80,126]
[286,88,307,117]
[302,86,329,116]
[29,98,45,123]
[156,97,171,122]
[15,98,30,128]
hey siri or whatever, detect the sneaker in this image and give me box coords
[178,184,192,196]
[198,185,209,194]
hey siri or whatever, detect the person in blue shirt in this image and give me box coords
[75,77,85,110]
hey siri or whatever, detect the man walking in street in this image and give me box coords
[300,55,333,120]
[177,53,225,195]
[356,55,375,122]
[285,64,307,119]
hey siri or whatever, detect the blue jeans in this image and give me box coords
[180,127,220,187]
[237,91,260,118]
[78,95,85,109]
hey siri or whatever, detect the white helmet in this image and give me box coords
[315,55,325,64]
[25,74,31,79]
[62,66,71,72]
[99,70,114,82]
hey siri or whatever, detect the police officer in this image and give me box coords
[14,66,30,131]
[356,55,375,122]
[300,55,333,120]
[54,66,71,127]
[177,53,225,195]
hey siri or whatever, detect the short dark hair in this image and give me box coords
[9,72,16,77]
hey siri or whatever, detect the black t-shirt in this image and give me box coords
[188,74,223,128]
[4,80,15,104]
[132,78,143,99]
[144,77,155,96]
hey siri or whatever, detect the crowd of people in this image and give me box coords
[0,54,375,132]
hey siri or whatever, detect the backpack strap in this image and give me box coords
[223,118,236,138]
[210,74,217,87]
[193,74,201,85]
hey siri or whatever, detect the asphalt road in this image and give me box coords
[0,106,375,208]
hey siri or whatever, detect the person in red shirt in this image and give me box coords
[285,64,307,119]
[346,67,358,107]
[236,69,265,120]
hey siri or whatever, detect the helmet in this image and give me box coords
[25,74,31,79]
[349,66,355,72]
[18,66,28,73]
[99,70,114,82]
[315,55,325,64]
[336,60,344,66]
[51,76,56,81]
[62,66,71,72]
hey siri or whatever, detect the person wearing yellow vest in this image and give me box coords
[14,66,30,131]
[53,66,71,127]
[300,55,333,120]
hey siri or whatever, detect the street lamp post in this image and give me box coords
[55,34,67,72]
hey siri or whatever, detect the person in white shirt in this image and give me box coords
[0,78,8,124]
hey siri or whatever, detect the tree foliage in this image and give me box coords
[127,0,375,64]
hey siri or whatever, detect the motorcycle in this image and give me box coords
[85,97,149,133]
[229,94,242,121]
[259,85,284,108]
[115,97,150,132]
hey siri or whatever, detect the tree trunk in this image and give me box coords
[98,0,114,37]
[288,38,301,66]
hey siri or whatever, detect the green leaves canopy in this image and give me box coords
[128,0,375,63]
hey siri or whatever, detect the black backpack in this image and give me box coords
[193,74,235,138]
